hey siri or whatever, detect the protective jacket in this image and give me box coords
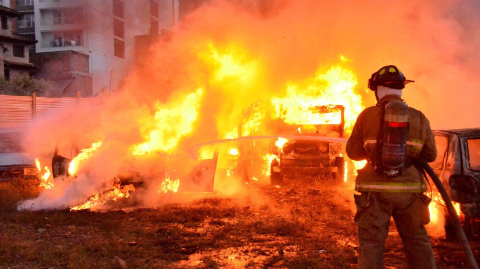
[346,95,437,193]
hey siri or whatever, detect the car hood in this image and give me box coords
[0,153,36,166]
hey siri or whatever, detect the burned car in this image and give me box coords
[51,143,218,192]
[0,128,38,182]
[432,128,480,239]
[269,105,346,185]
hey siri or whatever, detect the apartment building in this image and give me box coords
[0,3,36,80]
[14,0,35,46]
[28,0,177,97]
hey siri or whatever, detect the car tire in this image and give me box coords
[334,157,346,183]
[270,159,283,186]
[444,211,457,241]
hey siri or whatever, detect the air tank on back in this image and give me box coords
[382,100,409,177]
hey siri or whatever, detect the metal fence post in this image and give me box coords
[32,92,36,119]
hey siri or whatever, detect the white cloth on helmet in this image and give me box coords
[376,85,402,101]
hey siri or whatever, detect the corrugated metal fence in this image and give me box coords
[0,93,101,128]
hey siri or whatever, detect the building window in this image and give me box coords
[18,13,35,28]
[4,69,10,81]
[113,18,124,38]
[53,9,83,25]
[13,45,25,58]
[64,31,82,46]
[1,16,7,30]
[53,10,62,25]
[150,0,159,18]
[113,0,124,18]
[114,38,124,58]
[15,0,33,6]
[44,30,83,48]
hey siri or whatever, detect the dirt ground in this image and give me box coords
[0,176,479,269]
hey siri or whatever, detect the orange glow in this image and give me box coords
[70,184,135,211]
[35,158,53,189]
[262,153,279,176]
[229,148,239,155]
[429,192,463,224]
[131,89,204,155]
[271,64,363,132]
[68,141,103,176]
[275,137,288,151]
[353,160,367,171]
[160,173,180,193]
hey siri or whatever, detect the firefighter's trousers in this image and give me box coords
[354,192,436,269]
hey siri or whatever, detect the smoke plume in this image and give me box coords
[19,0,480,211]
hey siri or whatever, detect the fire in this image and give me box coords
[261,138,285,176]
[131,89,204,155]
[353,160,367,171]
[271,64,363,133]
[203,43,258,83]
[35,158,54,189]
[68,141,103,176]
[429,192,463,224]
[160,173,180,193]
[275,137,288,151]
[262,154,279,176]
[229,148,239,155]
[70,183,135,211]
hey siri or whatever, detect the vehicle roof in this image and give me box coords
[433,128,480,138]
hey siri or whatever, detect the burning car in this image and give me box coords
[269,105,346,185]
[51,142,218,193]
[0,128,39,182]
[432,128,480,239]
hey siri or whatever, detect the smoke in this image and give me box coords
[18,0,480,211]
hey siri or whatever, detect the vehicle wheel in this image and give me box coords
[444,210,458,241]
[334,157,346,183]
[270,159,283,186]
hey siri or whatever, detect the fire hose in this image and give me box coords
[415,157,479,269]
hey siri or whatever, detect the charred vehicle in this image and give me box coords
[51,143,218,192]
[0,129,38,182]
[432,128,480,239]
[269,105,346,185]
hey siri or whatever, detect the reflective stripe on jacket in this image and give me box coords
[346,95,437,193]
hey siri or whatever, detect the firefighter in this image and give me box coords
[346,65,437,269]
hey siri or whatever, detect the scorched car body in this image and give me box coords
[0,128,38,182]
[432,128,480,239]
[269,105,346,185]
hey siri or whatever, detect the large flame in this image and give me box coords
[271,63,363,132]
[131,89,204,155]
[68,141,103,176]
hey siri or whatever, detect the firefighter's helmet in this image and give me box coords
[368,65,414,91]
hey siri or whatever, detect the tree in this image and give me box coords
[0,75,54,96]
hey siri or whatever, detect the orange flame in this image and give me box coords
[262,154,279,176]
[429,192,463,224]
[160,173,180,193]
[131,89,204,155]
[70,184,135,211]
[271,64,363,133]
[275,137,288,151]
[68,141,103,176]
[35,158,54,189]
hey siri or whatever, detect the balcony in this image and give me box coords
[17,20,35,28]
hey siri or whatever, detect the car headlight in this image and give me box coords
[282,144,293,154]
[318,143,329,153]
